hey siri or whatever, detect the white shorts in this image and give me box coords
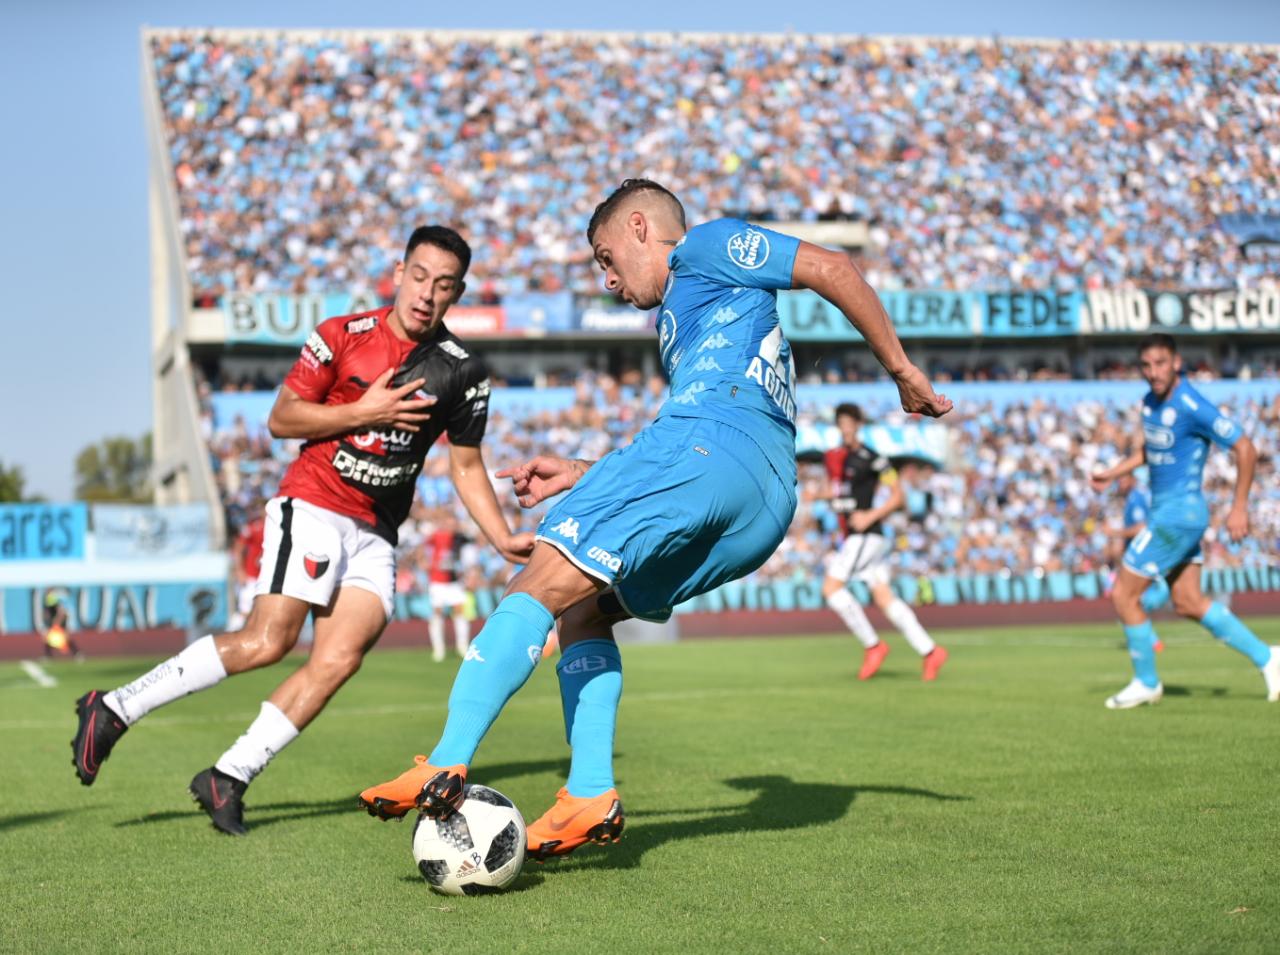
[428,581,467,610]
[826,533,892,587]
[255,496,395,620]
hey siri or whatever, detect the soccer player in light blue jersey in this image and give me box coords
[1091,334,1279,709]
[360,179,952,858]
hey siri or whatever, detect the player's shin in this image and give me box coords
[1123,620,1161,688]
[1201,602,1271,667]
[428,593,554,767]
[885,598,936,656]
[557,639,623,798]
[214,701,300,784]
[103,635,228,725]
[826,587,879,648]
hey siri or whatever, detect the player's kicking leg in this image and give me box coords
[71,595,310,786]
[358,544,580,821]
[525,594,627,861]
[190,586,388,834]
[1166,563,1280,702]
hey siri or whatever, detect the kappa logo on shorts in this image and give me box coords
[550,517,580,544]
[303,553,331,579]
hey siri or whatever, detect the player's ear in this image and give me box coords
[629,210,647,244]
[452,280,466,304]
[392,259,405,287]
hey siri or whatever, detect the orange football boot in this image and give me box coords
[1153,638,1165,653]
[358,755,467,820]
[526,787,625,861]
[858,641,890,680]
[922,646,949,681]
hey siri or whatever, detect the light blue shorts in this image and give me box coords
[537,415,796,621]
[1122,519,1205,580]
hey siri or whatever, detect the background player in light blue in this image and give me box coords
[1091,334,1279,709]
[359,179,952,856]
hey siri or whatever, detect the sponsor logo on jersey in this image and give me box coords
[1160,407,1177,426]
[726,228,770,270]
[304,331,334,365]
[465,379,491,401]
[659,309,679,366]
[698,332,732,352]
[344,316,378,334]
[438,339,469,360]
[352,428,414,450]
[1213,417,1235,439]
[689,355,724,372]
[586,546,622,573]
[526,645,542,665]
[711,305,739,324]
[1143,426,1175,450]
[332,449,421,487]
[303,553,330,579]
[549,517,580,544]
[562,654,610,674]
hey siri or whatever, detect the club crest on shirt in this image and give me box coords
[303,553,331,579]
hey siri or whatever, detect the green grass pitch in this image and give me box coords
[3,617,1278,954]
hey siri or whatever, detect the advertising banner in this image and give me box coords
[92,504,212,560]
[1079,289,1280,335]
[575,306,657,335]
[0,505,87,562]
[1,581,227,634]
[502,292,574,334]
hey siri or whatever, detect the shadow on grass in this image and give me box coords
[1162,685,1228,698]
[397,869,547,896]
[0,807,97,832]
[547,775,971,873]
[112,757,570,832]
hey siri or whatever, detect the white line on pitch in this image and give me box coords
[19,660,57,688]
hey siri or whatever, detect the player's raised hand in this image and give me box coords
[496,456,589,508]
[1226,504,1250,542]
[893,364,952,418]
[353,368,437,432]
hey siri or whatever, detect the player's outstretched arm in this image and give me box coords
[496,456,594,508]
[267,370,436,440]
[448,443,535,564]
[1225,435,1257,542]
[851,478,906,533]
[790,243,951,418]
[1091,425,1146,492]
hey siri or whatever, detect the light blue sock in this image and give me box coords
[558,639,623,798]
[1201,602,1271,668]
[429,593,553,767]
[1140,577,1170,614]
[1124,620,1160,688]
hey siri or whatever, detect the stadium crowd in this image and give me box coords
[198,370,1280,609]
[152,31,1280,303]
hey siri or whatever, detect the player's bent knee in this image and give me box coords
[821,577,844,598]
[306,652,364,689]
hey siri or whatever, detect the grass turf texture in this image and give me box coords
[3,617,1278,954]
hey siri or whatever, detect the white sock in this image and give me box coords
[103,636,227,725]
[453,616,471,655]
[885,599,936,656]
[214,701,299,784]
[428,616,446,660]
[827,588,879,649]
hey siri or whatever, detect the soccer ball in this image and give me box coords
[411,785,527,895]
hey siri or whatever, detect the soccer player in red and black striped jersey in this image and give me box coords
[71,227,533,834]
[822,403,947,682]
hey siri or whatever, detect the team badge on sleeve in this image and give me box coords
[304,553,331,579]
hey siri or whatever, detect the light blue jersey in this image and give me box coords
[657,218,801,484]
[1141,378,1242,521]
[1124,378,1243,579]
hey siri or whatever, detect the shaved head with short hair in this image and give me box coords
[587,179,686,246]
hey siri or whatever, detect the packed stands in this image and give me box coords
[151,31,1280,303]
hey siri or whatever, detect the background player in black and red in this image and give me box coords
[71,226,534,835]
[423,512,478,661]
[821,403,948,682]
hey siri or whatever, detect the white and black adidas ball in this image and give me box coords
[411,785,526,895]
